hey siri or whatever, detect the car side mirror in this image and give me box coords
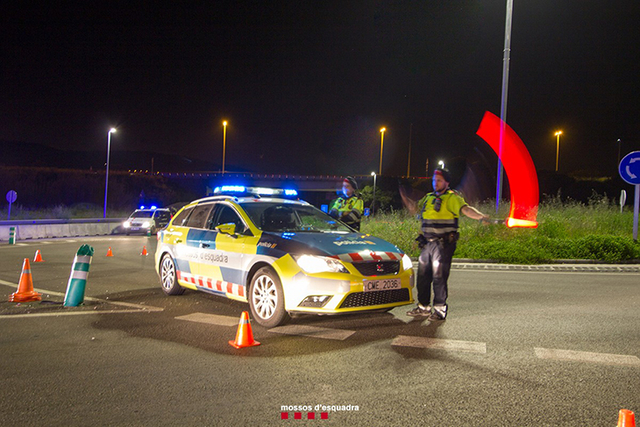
[215,223,237,237]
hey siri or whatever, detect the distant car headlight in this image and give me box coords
[294,255,348,274]
[402,254,413,271]
[123,221,131,228]
[142,221,150,228]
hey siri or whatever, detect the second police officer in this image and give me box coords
[329,176,364,231]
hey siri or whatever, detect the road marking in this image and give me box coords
[175,312,239,327]
[534,347,640,367]
[269,324,356,341]
[0,279,163,318]
[391,335,487,354]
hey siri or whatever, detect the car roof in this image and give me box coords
[190,195,310,206]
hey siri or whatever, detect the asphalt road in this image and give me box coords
[0,236,638,426]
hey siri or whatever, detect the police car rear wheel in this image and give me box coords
[160,254,185,295]
[249,267,289,328]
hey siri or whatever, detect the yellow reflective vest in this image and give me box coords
[330,195,364,230]
[417,189,468,238]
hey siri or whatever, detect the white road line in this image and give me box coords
[391,335,487,354]
[175,312,239,327]
[534,347,640,367]
[268,324,356,341]
[0,279,163,317]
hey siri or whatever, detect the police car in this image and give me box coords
[123,207,172,235]
[155,186,414,327]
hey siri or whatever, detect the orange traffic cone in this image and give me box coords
[34,249,44,262]
[141,246,148,256]
[9,258,42,302]
[618,409,636,427]
[106,247,114,257]
[229,311,261,348]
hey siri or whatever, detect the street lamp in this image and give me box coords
[379,127,386,175]
[438,160,445,169]
[371,171,377,216]
[617,138,622,166]
[222,120,228,174]
[554,131,563,172]
[103,128,117,218]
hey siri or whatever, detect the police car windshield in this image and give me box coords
[131,211,153,218]
[240,202,352,233]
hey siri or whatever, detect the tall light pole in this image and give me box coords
[371,171,377,216]
[379,127,386,175]
[555,131,563,172]
[222,120,228,174]
[495,0,514,213]
[103,128,117,218]
[407,123,413,177]
[617,138,622,166]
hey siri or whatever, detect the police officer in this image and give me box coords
[329,176,364,231]
[407,168,489,320]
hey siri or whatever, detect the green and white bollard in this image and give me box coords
[64,244,94,307]
[8,227,16,245]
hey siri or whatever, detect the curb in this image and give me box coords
[411,261,640,273]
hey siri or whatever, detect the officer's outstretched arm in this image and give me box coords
[461,205,489,222]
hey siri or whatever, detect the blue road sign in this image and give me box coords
[619,151,640,185]
[6,190,17,204]
[364,207,370,217]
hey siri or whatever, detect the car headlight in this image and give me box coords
[295,255,348,274]
[402,254,413,271]
[123,221,131,228]
[142,221,150,228]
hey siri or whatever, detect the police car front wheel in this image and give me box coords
[160,254,185,295]
[249,267,290,328]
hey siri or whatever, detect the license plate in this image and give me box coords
[363,278,401,292]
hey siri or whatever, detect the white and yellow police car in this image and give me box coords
[155,186,414,327]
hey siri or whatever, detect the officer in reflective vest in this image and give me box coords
[329,176,364,231]
[407,168,489,320]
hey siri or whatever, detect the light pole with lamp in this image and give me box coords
[555,131,563,172]
[371,171,377,216]
[379,127,386,175]
[103,128,117,218]
[438,160,445,169]
[617,138,622,166]
[222,120,228,174]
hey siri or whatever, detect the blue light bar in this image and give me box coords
[284,189,298,196]
[139,205,145,209]
[215,185,246,194]
[151,205,157,210]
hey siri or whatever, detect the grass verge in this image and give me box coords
[361,198,640,264]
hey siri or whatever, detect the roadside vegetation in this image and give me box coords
[362,194,640,263]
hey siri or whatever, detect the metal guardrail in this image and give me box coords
[0,218,125,226]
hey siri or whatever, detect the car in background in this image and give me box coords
[123,207,172,235]
[155,186,414,327]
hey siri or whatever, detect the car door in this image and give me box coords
[176,203,214,284]
[198,203,253,299]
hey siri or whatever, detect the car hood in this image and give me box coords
[259,231,404,260]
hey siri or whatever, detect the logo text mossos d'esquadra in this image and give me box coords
[280,404,360,412]
[332,240,374,247]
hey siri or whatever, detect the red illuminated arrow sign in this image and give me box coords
[476,111,539,228]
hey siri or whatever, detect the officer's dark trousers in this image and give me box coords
[416,239,457,306]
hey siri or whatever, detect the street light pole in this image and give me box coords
[407,123,413,177]
[222,120,228,174]
[379,127,386,175]
[371,172,377,216]
[617,138,622,166]
[495,0,514,213]
[555,131,563,172]
[103,128,117,218]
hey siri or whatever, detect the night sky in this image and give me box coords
[2,1,639,176]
